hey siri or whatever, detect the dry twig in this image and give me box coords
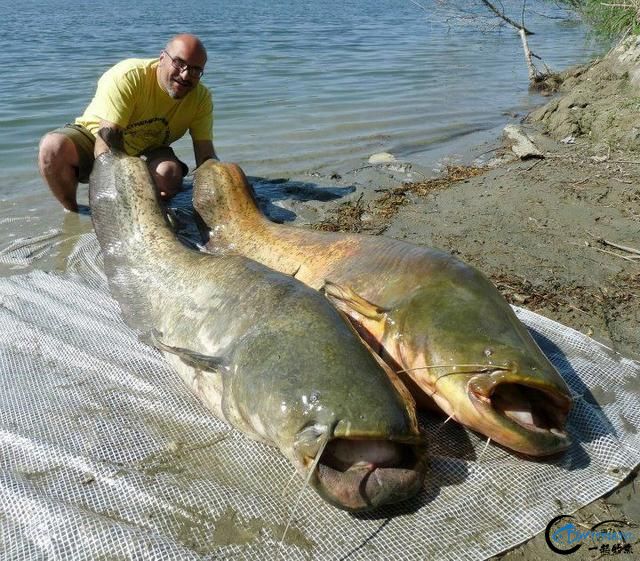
[598,239,640,256]
[595,247,639,262]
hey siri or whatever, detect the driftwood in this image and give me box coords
[503,125,543,159]
[519,28,537,82]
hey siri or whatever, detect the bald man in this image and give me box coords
[38,34,218,212]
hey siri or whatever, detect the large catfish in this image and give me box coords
[88,141,427,511]
[192,161,573,457]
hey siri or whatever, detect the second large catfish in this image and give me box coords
[193,161,573,457]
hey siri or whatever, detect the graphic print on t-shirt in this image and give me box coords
[125,117,170,154]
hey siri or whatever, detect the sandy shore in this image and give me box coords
[283,41,640,559]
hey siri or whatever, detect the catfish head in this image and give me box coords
[220,299,430,513]
[323,271,573,458]
[291,419,428,511]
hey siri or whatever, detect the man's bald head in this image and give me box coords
[165,34,207,64]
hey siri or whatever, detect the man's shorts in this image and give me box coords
[51,124,189,183]
[51,124,96,183]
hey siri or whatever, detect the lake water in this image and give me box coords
[1,0,607,272]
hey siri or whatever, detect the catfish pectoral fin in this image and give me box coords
[145,329,225,371]
[323,280,386,320]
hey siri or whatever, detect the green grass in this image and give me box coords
[560,0,640,36]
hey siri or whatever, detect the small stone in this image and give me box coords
[368,152,396,164]
[503,125,543,159]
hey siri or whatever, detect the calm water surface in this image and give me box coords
[0,0,607,270]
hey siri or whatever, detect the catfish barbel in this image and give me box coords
[193,161,572,457]
[88,138,427,511]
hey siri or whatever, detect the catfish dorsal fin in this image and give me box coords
[322,280,386,320]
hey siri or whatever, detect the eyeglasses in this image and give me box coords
[162,50,204,79]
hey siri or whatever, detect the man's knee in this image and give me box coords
[38,133,78,169]
[148,159,184,198]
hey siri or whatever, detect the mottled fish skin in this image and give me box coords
[89,150,427,511]
[193,161,573,457]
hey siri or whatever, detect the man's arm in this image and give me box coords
[193,139,218,168]
[95,120,123,157]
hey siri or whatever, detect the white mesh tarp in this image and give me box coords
[0,231,638,561]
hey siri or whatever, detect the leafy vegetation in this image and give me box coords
[561,0,640,36]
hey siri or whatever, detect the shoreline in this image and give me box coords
[284,43,640,559]
[296,47,639,363]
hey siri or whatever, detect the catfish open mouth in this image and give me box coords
[310,438,427,512]
[471,381,571,437]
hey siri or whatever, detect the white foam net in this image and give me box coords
[0,232,638,561]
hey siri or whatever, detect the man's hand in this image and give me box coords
[95,121,122,157]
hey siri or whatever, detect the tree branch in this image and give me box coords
[479,0,536,34]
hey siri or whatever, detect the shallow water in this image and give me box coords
[1,0,607,273]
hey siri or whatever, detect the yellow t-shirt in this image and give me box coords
[76,58,213,156]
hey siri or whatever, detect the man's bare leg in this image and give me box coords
[38,133,81,212]
[147,158,185,200]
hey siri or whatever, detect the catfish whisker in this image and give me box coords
[477,437,492,461]
[433,370,497,384]
[281,469,299,498]
[277,432,331,558]
[432,414,455,436]
[431,366,511,385]
[397,364,512,375]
